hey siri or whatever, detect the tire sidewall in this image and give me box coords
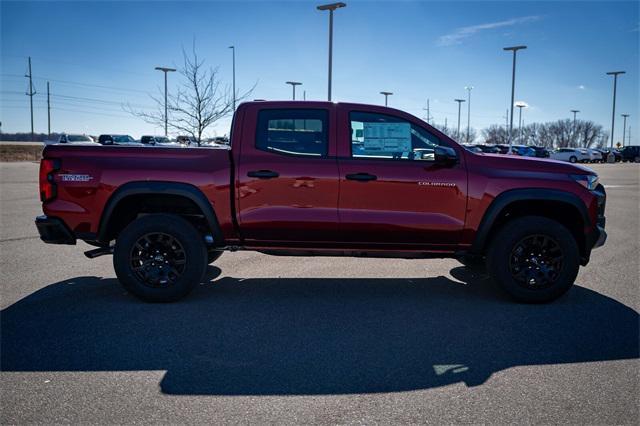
[487,217,580,303]
[113,214,207,302]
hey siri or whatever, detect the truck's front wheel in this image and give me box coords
[487,216,580,303]
[113,214,207,302]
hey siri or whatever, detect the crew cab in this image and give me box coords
[35,101,607,303]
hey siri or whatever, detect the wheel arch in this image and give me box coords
[471,188,590,257]
[97,181,223,244]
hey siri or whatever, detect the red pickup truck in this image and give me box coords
[36,101,607,303]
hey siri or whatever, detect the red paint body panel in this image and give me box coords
[40,101,602,256]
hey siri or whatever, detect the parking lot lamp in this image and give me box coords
[571,110,580,146]
[503,45,527,153]
[317,2,346,101]
[465,86,473,143]
[380,91,393,106]
[516,102,527,144]
[286,81,302,100]
[228,46,236,111]
[454,99,466,141]
[154,66,177,137]
[621,114,629,147]
[606,71,625,148]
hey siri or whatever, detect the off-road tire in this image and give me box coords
[113,214,207,302]
[486,216,580,303]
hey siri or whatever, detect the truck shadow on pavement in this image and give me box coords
[1,266,638,395]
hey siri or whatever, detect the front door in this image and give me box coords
[236,105,340,243]
[337,109,467,247]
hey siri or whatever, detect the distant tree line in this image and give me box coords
[0,132,60,142]
[481,119,608,148]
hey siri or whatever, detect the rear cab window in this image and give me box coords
[256,109,329,157]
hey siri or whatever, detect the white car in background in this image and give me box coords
[45,134,99,145]
[586,148,603,163]
[550,148,591,163]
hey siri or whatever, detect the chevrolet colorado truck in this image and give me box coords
[35,101,607,303]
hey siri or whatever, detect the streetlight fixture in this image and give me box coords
[621,114,629,147]
[286,81,302,100]
[454,99,466,141]
[154,66,177,137]
[380,91,393,106]
[515,101,527,144]
[571,109,580,145]
[465,86,473,143]
[503,45,527,153]
[317,2,346,101]
[606,71,625,148]
[228,46,236,111]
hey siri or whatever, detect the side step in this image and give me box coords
[84,246,114,259]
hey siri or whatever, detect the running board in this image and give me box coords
[84,246,114,259]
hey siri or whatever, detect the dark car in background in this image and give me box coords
[98,134,140,145]
[530,146,550,158]
[476,144,500,154]
[620,145,640,162]
[598,148,622,162]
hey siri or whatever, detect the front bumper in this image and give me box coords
[35,215,76,245]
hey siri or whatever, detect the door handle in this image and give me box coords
[346,173,377,182]
[247,170,279,179]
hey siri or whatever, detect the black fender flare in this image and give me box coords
[471,188,591,253]
[97,181,223,243]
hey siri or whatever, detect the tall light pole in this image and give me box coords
[504,45,527,153]
[571,109,580,146]
[380,91,393,106]
[155,66,176,137]
[228,46,236,111]
[516,103,526,144]
[454,99,466,141]
[465,86,473,143]
[606,71,625,148]
[286,81,302,100]
[621,114,629,147]
[317,2,346,101]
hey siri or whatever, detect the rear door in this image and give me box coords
[336,106,467,247]
[236,104,340,243]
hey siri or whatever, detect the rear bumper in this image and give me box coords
[35,215,76,245]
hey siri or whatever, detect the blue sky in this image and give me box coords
[1,0,638,143]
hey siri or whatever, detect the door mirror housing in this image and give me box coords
[434,146,458,166]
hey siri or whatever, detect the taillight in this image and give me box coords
[39,158,61,202]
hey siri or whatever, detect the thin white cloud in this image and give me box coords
[437,16,541,46]
[578,85,586,90]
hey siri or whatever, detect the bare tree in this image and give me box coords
[481,125,509,145]
[128,44,253,145]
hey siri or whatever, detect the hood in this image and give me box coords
[473,152,596,176]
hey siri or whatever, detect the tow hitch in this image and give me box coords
[84,246,114,259]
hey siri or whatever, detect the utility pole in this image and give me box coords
[286,81,302,100]
[571,109,579,146]
[380,91,393,106]
[228,46,236,111]
[621,114,629,147]
[317,2,346,101]
[606,71,625,149]
[465,86,473,143]
[303,90,306,101]
[503,45,527,153]
[424,99,431,123]
[25,56,36,141]
[47,81,51,137]
[154,66,176,137]
[454,99,466,141]
[516,103,526,144]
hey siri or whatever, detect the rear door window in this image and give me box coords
[256,109,328,157]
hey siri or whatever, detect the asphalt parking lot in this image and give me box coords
[1,161,638,424]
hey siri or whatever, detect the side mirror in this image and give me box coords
[434,146,458,166]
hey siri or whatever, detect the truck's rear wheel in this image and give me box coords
[113,214,207,302]
[487,216,579,303]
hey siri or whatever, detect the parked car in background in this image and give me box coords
[140,135,180,146]
[98,134,140,145]
[45,134,98,145]
[462,144,483,153]
[620,145,640,162]
[550,148,590,163]
[529,146,550,158]
[586,148,603,163]
[495,144,511,154]
[176,135,197,145]
[475,144,500,154]
[512,145,536,157]
[599,149,622,162]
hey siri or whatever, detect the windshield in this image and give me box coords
[67,135,92,142]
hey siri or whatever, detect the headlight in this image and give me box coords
[570,174,599,190]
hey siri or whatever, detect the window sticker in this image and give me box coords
[362,122,411,153]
